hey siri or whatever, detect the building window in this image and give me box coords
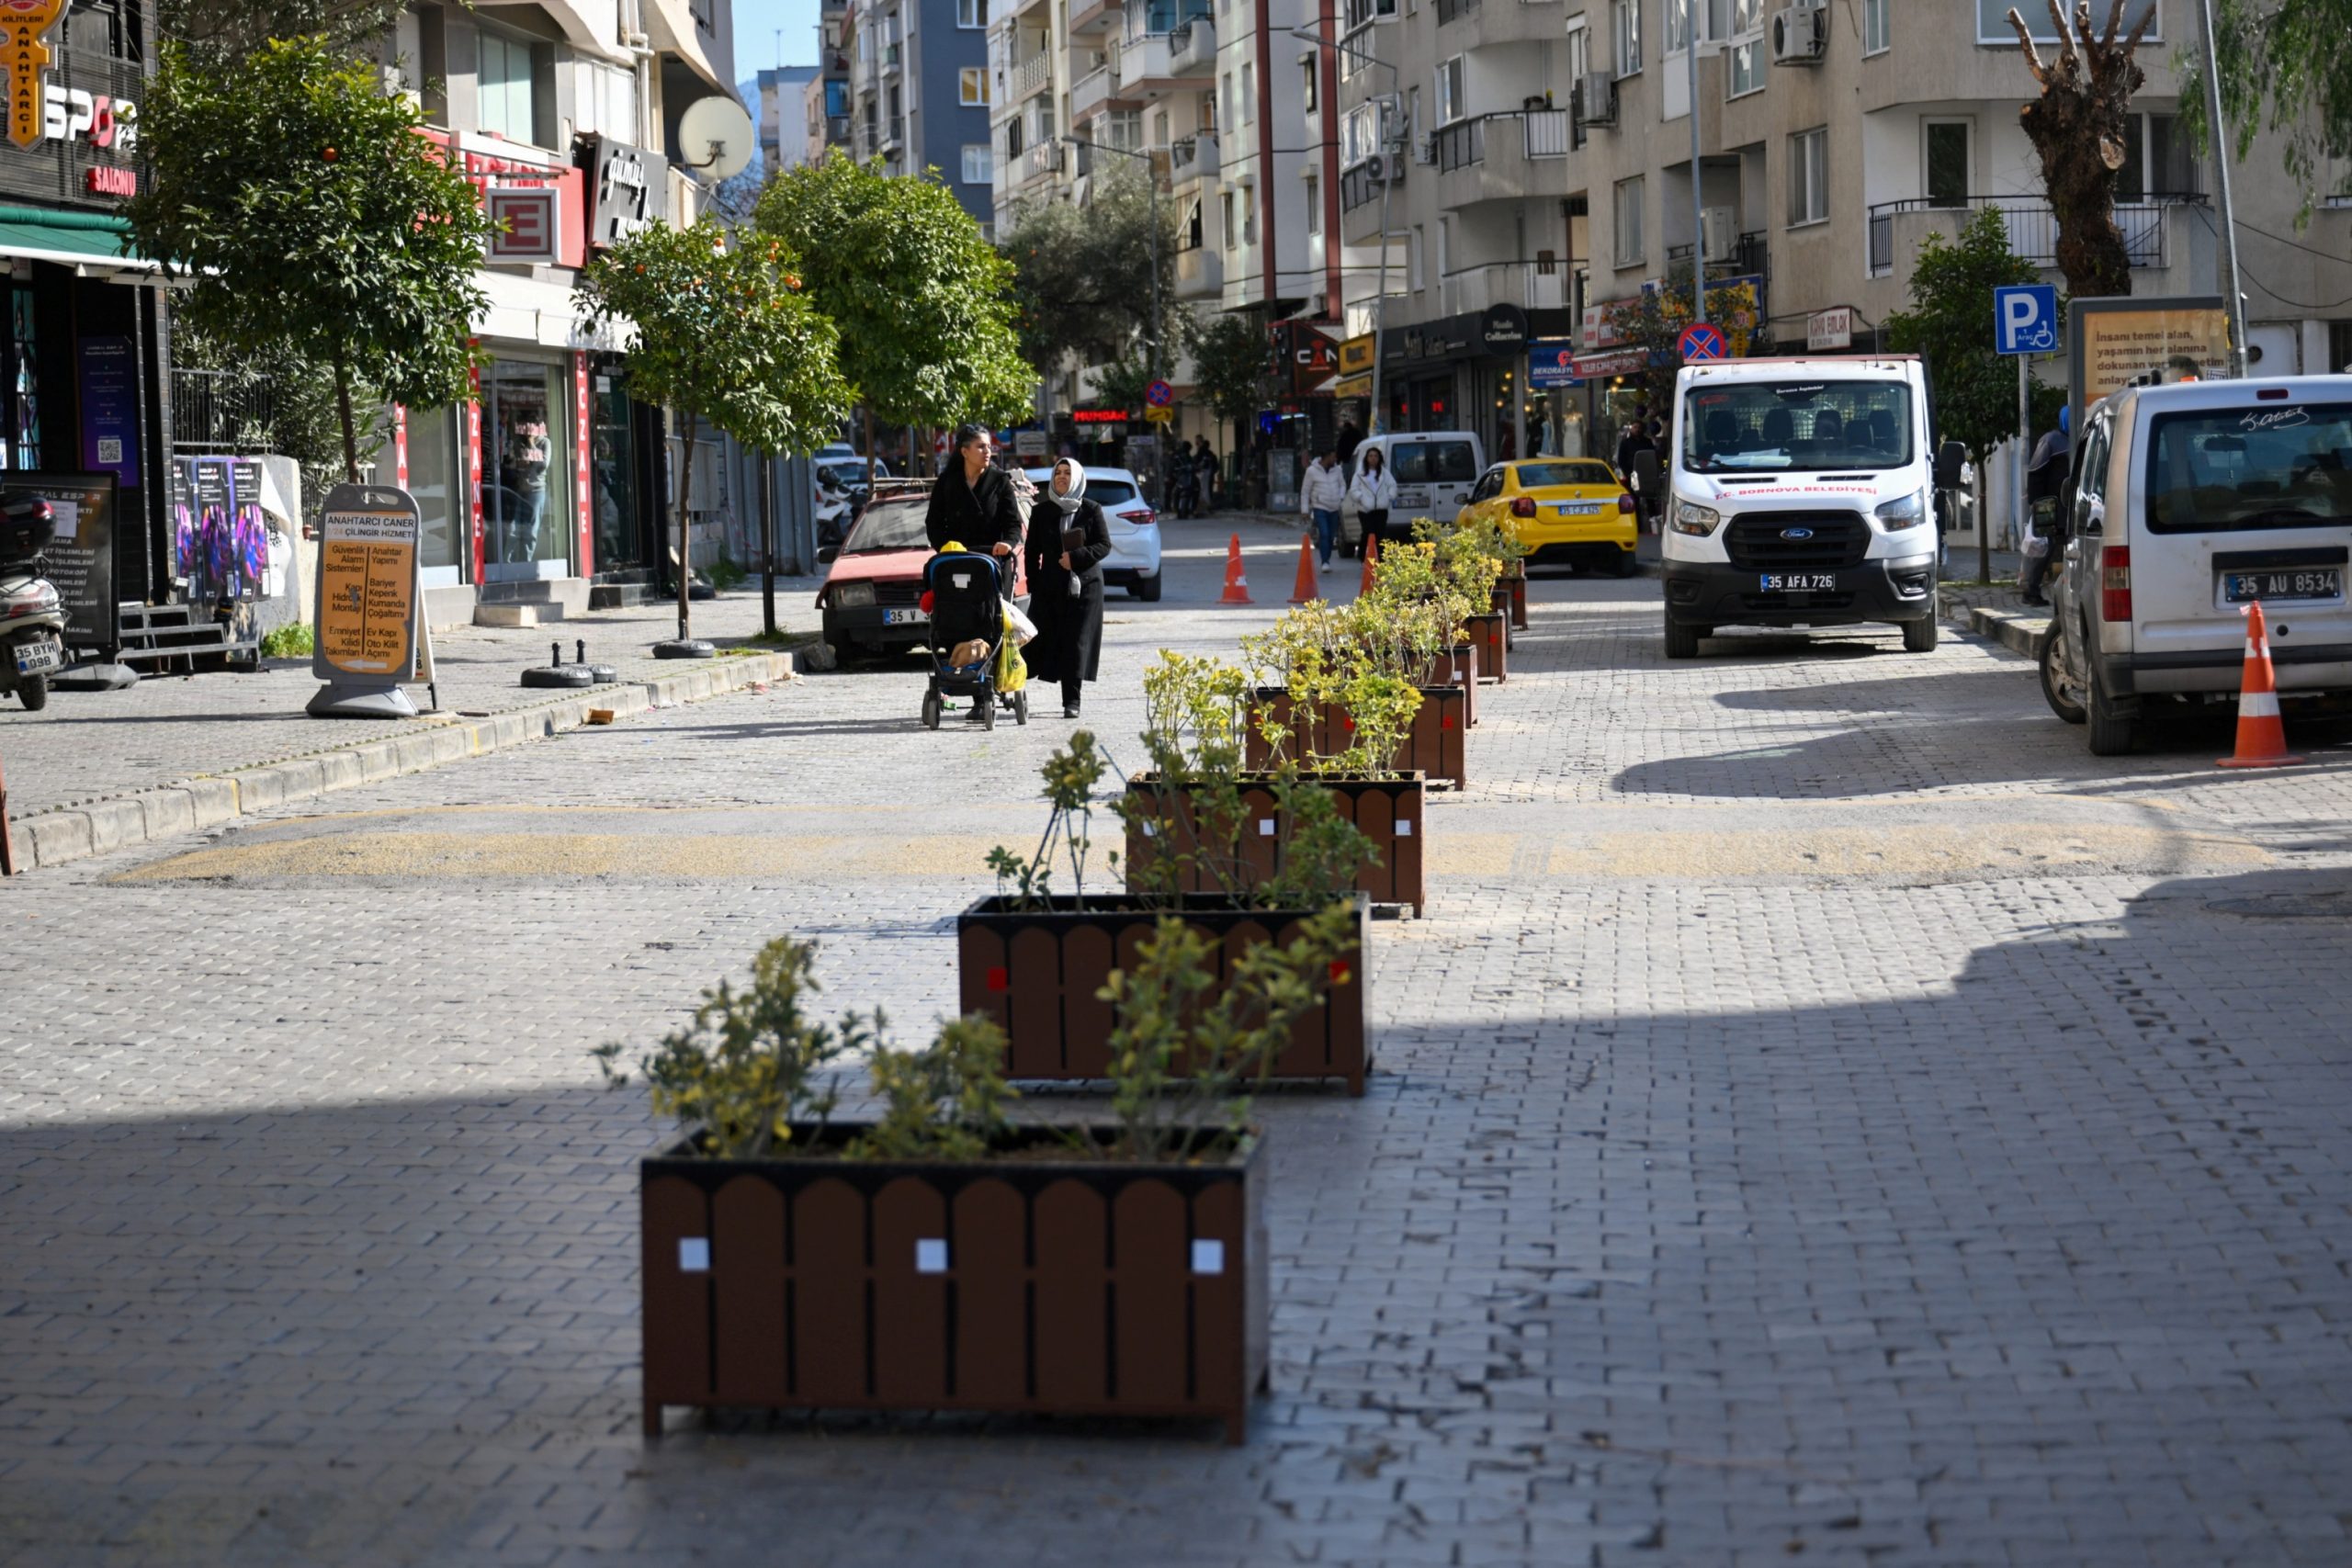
[1240,62,1255,120]
[1223,191,1237,250]
[2330,321,2352,374]
[1344,100,1377,164]
[1978,0,2155,42]
[1727,0,1764,96]
[961,66,989,105]
[1613,175,1643,265]
[1863,0,1890,53]
[1305,173,1320,232]
[2116,112,2194,198]
[1301,57,1317,113]
[1409,224,1424,290]
[1924,118,1971,207]
[1613,0,1642,77]
[478,27,543,144]
[958,0,988,27]
[962,143,993,182]
[1221,72,1233,129]
[826,79,850,117]
[1566,19,1589,81]
[579,62,637,139]
[1788,126,1827,226]
[1436,56,1464,125]
[1198,87,1216,132]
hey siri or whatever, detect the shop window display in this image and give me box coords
[482,359,571,579]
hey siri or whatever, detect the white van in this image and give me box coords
[1340,431,1485,555]
[2039,376,2352,754]
[1657,355,1963,657]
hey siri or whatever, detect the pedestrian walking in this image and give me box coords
[1194,437,1219,511]
[926,424,1024,719]
[2019,404,2071,606]
[1024,457,1111,719]
[1301,447,1347,573]
[1348,446,1397,558]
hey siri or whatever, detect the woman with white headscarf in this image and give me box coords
[1023,456,1112,718]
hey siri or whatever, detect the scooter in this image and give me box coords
[814,474,854,548]
[0,497,64,712]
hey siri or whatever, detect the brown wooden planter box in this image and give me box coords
[1419,642,1478,726]
[1467,611,1508,682]
[957,893,1372,1094]
[1488,582,1519,648]
[1246,685,1467,790]
[640,1128,1270,1443]
[1504,570,1529,631]
[1123,771,1427,916]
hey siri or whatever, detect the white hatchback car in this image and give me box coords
[1024,466,1165,600]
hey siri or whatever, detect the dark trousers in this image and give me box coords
[2020,545,2052,599]
[1360,508,1389,551]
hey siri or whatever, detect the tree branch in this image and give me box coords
[2008,8,2052,86]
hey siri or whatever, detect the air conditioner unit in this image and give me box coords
[1413,134,1436,165]
[1702,206,1737,263]
[1046,142,1068,170]
[1770,6,1826,64]
[1362,153,1391,183]
[1573,72,1616,128]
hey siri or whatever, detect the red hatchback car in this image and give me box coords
[816,481,1029,661]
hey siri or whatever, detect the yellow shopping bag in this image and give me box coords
[995,609,1028,693]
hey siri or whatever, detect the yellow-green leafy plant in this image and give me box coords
[986,731,1111,909]
[848,1014,1019,1161]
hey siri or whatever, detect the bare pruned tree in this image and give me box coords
[2007,1,2154,299]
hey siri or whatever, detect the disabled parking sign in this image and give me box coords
[1996,285,2059,355]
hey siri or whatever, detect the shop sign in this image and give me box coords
[486,186,562,265]
[421,130,586,268]
[1570,347,1649,379]
[1338,334,1374,377]
[76,336,138,489]
[582,135,657,249]
[3,470,113,649]
[3,0,64,152]
[311,483,421,682]
[1330,374,1373,400]
[2068,295,2232,423]
[1806,307,1853,353]
[572,353,593,576]
[1481,303,1528,349]
[1528,337,1582,390]
[1071,408,1126,424]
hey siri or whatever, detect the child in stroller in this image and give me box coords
[921,548,1028,729]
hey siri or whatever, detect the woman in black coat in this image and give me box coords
[1024,457,1111,718]
[924,424,1023,560]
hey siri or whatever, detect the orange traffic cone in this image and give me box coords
[1358,531,1380,597]
[1287,532,1318,604]
[2219,600,2305,769]
[1219,533,1252,604]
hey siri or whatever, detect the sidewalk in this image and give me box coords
[1937,548,2051,656]
[0,585,820,873]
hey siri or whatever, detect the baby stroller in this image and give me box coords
[920,549,1028,730]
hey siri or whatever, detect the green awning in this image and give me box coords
[0,205,152,272]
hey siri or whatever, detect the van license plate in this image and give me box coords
[883,607,929,625]
[2223,569,2340,604]
[1759,573,1837,592]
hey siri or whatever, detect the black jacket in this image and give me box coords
[1025,498,1111,587]
[924,467,1023,556]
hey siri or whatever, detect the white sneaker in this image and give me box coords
[1320,560,1332,574]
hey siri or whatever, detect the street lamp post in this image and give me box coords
[1289,23,1399,434]
[1063,137,1163,383]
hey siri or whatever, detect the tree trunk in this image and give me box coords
[676,405,696,644]
[333,352,359,484]
[2009,1,2152,300]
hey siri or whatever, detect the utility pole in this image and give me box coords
[2195,0,2248,377]
[1687,0,1704,329]
[1289,26,1400,434]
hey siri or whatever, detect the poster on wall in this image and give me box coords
[232,458,271,599]
[76,336,141,491]
[2,472,117,651]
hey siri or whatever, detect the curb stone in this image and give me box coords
[4,649,805,874]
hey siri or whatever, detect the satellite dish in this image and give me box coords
[676,96,755,183]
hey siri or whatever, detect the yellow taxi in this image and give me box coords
[1453,458,1638,576]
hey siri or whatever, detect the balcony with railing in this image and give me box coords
[1430,110,1569,206]
[1344,0,1396,26]
[1341,156,1401,215]
[1070,58,1122,122]
[1867,192,2203,278]
[1438,259,1569,319]
[1009,50,1053,101]
[1436,0,1478,21]
[1069,0,1123,35]
[1016,139,1066,185]
[1170,130,1220,184]
[1169,16,1216,73]
[1174,243,1225,299]
[1665,231,1770,281]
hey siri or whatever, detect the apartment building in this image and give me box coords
[1334,0,2352,476]
[758,65,820,175]
[846,0,994,222]
[381,0,740,623]
[808,1,856,164]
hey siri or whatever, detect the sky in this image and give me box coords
[734,0,828,79]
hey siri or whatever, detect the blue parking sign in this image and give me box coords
[1995,285,2059,355]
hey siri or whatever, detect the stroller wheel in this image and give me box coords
[921,692,941,729]
[980,695,997,730]
[1014,690,1028,726]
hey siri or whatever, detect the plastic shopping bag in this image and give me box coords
[1003,598,1040,646]
[996,614,1028,693]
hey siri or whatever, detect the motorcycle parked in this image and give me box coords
[0,497,65,712]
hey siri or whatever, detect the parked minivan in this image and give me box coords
[1340,431,1485,555]
[2039,376,2352,754]
[1657,355,1963,658]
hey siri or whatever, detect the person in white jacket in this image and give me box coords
[1299,448,1348,571]
[1346,447,1398,558]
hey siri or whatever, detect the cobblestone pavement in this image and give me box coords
[7,525,2352,1567]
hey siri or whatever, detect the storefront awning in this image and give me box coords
[0,207,155,274]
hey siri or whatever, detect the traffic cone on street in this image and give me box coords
[1219,533,1252,604]
[2218,601,2306,769]
[1288,532,1318,604]
[1358,532,1380,597]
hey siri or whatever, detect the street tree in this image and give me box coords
[157,0,403,63]
[1884,208,2068,579]
[1000,163,1181,380]
[2181,0,2352,223]
[1182,311,1269,463]
[577,218,853,645]
[2007,1,2153,299]
[755,154,1032,489]
[1603,270,1768,413]
[125,36,492,481]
